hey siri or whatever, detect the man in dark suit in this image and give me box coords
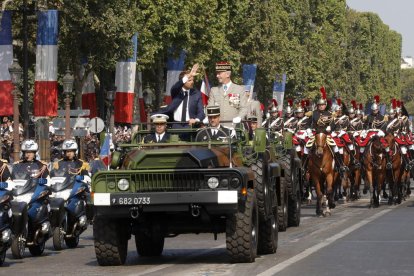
[196,106,235,142]
[160,64,205,129]
[143,114,171,143]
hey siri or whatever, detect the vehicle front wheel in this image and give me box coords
[11,233,26,259]
[28,241,45,256]
[135,222,165,257]
[65,236,79,248]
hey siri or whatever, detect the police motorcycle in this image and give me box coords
[0,181,13,265]
[49,139,92,250]
[49,162,91,249]
[9,140,64,258]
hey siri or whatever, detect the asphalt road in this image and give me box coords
[2,192,414,276]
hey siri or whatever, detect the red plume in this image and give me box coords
[392,99,397,109]
[301,100,306,108]
[351,100,357,109]
[272,99,278,107]
[327,99,332,106]
[287,99,293,106]
[374,95,380,104]
[359,103,363,110]
[336,98,341,106]
[305,99,310,106]
[396,100,401,108]
[320,87,327,100]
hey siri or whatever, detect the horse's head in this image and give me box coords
[370,135,383,155]
[384,132,395,147]
[315,132,327,157]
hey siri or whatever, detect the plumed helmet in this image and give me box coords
[295,100,305,113]
[349,100,357,114]
[62,139,78,151]
[317,87,327,105]
[371,95,380,111]
[396,100,402,113]
[21,139,39,152]
[286,99,293,114]
[269,99,278,112]
[335,98,342,111]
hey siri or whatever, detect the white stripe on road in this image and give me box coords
[132,244,225,276]
[258,208,392,276]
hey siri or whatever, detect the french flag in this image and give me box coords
[243,64,257,100]
[114,34,137,124]
[80,61,97,118]
[0,11,14,116]
[165,50,186,104]
[200,73,210,106]
[34,10,58,117]
[99,133,111,167]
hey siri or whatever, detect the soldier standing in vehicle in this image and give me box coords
[196,106,235,141]
[53,139,89,176]
[208,62,247,126]
[15,139,49,178]
[143,114,171,143]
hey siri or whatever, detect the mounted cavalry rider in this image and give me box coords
[394,100,414,170]
[262,99,284,139]
[292,100,312,160]
[283,99,297,134]
[309,87,347,173]
[348,100,364,154]
[332,99,360,168]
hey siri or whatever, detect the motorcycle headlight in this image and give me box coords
[1,228,11,242]
[117,179,129,191]
[207,177,219,189]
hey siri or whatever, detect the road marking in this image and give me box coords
[257,208,392,276]
[132,244,225,276]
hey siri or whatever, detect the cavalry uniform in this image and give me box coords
[292,113,312,157]
[283,115,297,134]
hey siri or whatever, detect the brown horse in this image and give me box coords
[384,133,404,204]
[308,133,337,217]
[362,135,386,208]
[350,144,363,200]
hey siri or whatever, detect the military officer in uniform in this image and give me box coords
[143,114,171,143]
[208,62,248,126]
[196,106,234,142]
[365,96,385,129]
[53,139,90,176]
[15,139,49,178]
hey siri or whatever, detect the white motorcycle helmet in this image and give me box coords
[21,139,39,152]
[62,139,78,154]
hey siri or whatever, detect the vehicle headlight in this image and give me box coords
[117,179,130,191]
[230,177,240,188]
[207,177,219,189]
[1,228,11,242]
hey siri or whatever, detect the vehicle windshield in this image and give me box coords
[11,162,42,180]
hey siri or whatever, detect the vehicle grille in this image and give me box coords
[134,172,203,192]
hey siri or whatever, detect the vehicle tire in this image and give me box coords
[226,189,258,263]
[93,217,128,266]
[250,159,267,219]
[135,222,165,257]
[53,218,67,251]
[65,236,79,249]
[288,191,301,227]
[278,187,288,232]
[28,241,45,256]
[11,223,26,259]
[257,205,278,255]
[0,249,6,266]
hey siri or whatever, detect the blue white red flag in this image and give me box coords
[242,64,257,98]
[80,57,97,118]
[272,73,287,114]
[200,73,210,106]
[165,49,186,104]
[34,10,58,117]
[115,34,138,124]
[100,133,111,167]
[0,11,14,116]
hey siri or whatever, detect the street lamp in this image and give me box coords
[106,87,116,135]
[8,58,23,162]
[62,68,74,139]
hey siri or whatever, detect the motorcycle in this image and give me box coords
[49,161,91,250]
[0,182,13,265]
[9,163,56,257]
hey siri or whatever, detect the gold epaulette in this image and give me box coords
[80,159,91,171]
[53,161,60,170]
[384,115,389,122]
[0,159,8,163]
[305,111,313,117]
[363,115,367,121]
[332,111,337,118]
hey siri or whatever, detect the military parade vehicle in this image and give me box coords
[91,121,300,266]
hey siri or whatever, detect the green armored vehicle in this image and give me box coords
[92,123,283,265]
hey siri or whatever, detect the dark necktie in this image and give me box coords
[157,134,160,142]
[181,91,188,122]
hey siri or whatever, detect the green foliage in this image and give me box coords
[7,0,402,111]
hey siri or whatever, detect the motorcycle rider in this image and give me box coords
[15,139,49,178]
[53,139,90,176]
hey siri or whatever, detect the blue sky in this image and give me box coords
[347,0,412,56]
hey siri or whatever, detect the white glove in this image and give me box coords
[326,126,331,132]
[232,117,242,124]
[377,130,385,137]
[203,117,209,125]
[306,128,313,136]
[266,113,270,119]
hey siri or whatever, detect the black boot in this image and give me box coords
[350,149,360,169]
[334,152,348,175]
[385,152,392,169]
[403,154,412,171]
